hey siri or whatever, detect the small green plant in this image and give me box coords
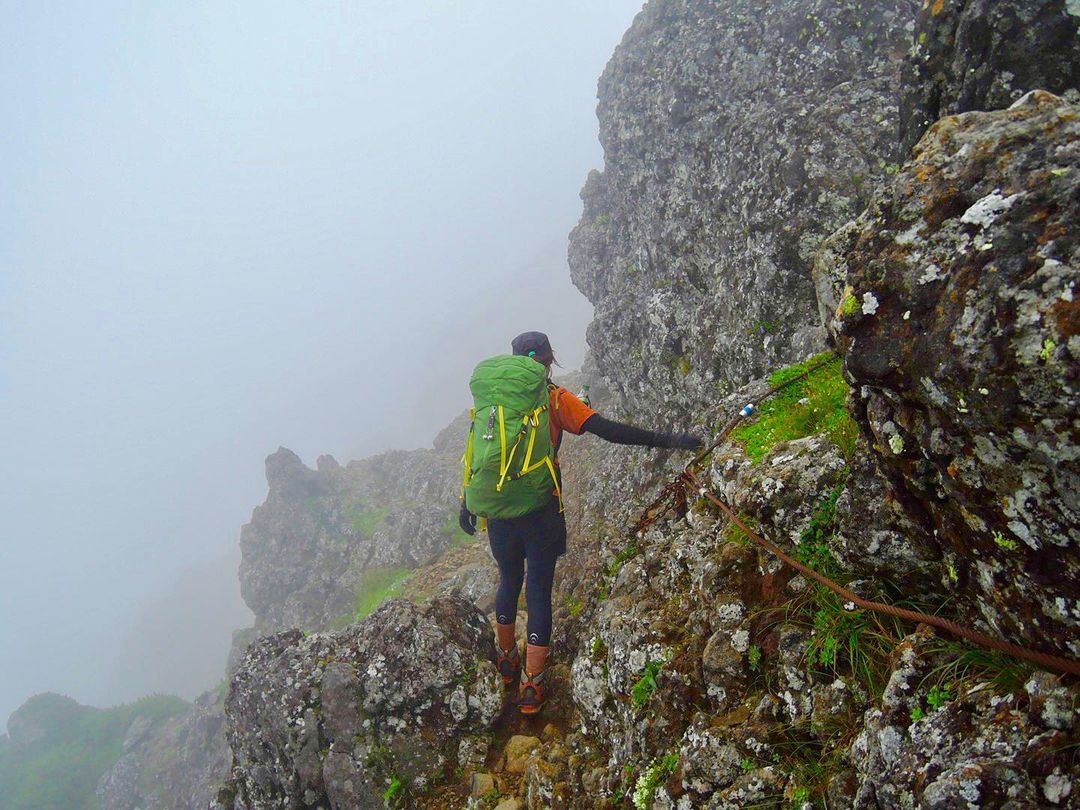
[795,483,846,578]
[740,757,756,772]
[594,213,610,228]
[591,636,607,661]
[926,684,952,712]
[565,595,585,618]
[839,292,860,317]
[1040,337,1057,361]
[922,639,1034,695]
[993,531,1019,552]
[946,561,959,585]
[632,752,678,809]
[383,774,403,804]
[909,706,924,723]
[789,785,812,807]
[609,542,640,578]
[730,353,858,463]
[748,644,762,672]
[631,658,666,707]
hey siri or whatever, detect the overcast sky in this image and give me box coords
[0,0,642,722]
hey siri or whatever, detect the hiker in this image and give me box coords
[459,331,700,714]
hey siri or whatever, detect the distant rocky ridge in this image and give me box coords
[241,414,469,634]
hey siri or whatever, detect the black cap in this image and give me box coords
[511,331,553,361]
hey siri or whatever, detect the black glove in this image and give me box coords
[662,431,703,450]
[459,502,477,536]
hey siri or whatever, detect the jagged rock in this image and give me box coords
[568,0,915,421]
[220,595,500,808]
[899,0,1080,154]
[831,439,940,595]
[678,714,741,795]
[240,440,464,633]
[94,690,229,810]
[836,91,1080,657]
[851,680,1080,808]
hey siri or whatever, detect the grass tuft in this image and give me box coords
[730,353,858,462]
[353,566,412,621]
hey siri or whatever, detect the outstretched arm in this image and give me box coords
[581,414,700,449]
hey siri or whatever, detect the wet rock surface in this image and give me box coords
[568,0,915,421]
[217,595,501,809]
[900,0,1080,154]
[836,91,1080,657]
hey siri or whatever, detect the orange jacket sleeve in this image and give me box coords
[550,386,598,435]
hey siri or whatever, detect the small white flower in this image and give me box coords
[861,292,880,315]
[844,602,857,611]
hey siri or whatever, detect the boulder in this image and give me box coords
[220,595,501,808]
[836,91,1080,657]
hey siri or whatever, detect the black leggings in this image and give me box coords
[487,498,566,647]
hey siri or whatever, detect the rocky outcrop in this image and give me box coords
[217,595,501,809]
[240,425,466,632]
[835,91,1080,658]
[900,0,1080,153]
[568,0,916,421]
[97,689,230,810]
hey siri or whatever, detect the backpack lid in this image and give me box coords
[469,355,549,411]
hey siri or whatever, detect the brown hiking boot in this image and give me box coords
[496,644,521,687]
[518,668,546,715]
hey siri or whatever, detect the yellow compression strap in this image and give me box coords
[461,408,476,489]
[498,405,507,476]
[544,456,563,512]
[497,419,528,491]
[518,406,547,473]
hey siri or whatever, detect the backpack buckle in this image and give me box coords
[483,405,497,440]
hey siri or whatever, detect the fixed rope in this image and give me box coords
[633,354,1080,678]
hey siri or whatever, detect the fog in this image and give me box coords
[0,1,642,722]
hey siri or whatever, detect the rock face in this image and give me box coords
[240,425,466,632]
[568,0,916,421]
[97,690,230,810]
[900,0,1080,153]
[218,595,501,809]
[836,91,1080,657]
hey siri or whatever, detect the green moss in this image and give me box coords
[347,504,390,538]
[839,292,860,317]
[565,595,585,618]
[353,566,412,621]
[730,354,858,463]
[993,531,1019,552]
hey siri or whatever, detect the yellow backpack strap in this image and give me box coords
[497,419,529,492]
[518,405,547,474]
[543,456,563,512]
[497,405,507,474]
[461,408,476,490]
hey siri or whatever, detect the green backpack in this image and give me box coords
[462,355,561,520]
